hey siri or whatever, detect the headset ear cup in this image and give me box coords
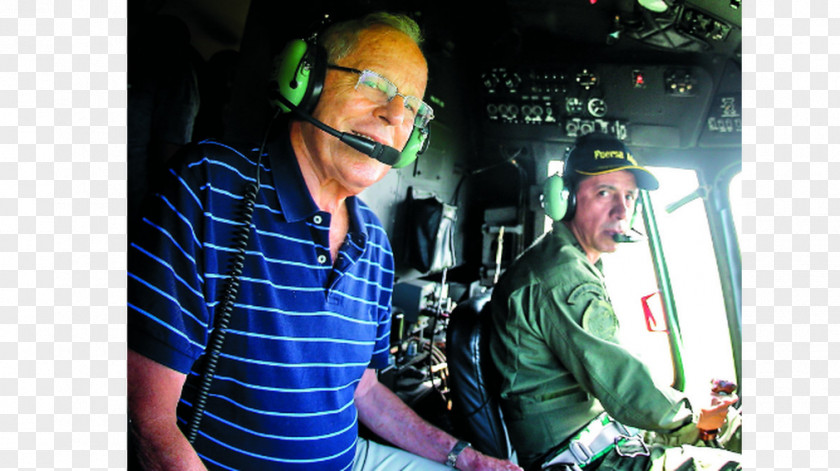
[562,190,576,221]
[392,127,429,169]
[543,174,570,222]
[269,39,327,113]
[270,39,309,112]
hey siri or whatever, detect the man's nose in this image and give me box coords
[377,96,407,126]
[613,197,631,219]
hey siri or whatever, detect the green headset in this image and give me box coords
[543,142,580,222]
[543,172,575,222]
[268,29,430,169]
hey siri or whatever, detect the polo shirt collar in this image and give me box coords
[267,131,367,239]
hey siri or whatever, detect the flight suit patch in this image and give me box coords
[581,299,619,341]
[567,282,605,305]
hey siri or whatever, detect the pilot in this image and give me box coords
[127,11,521,471]
[487,132,741,470]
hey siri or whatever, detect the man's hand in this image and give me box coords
[457,447,524,471]
[697,393,739,432]
[355,369,522,470]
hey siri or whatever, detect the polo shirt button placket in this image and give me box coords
[312,214,329,265]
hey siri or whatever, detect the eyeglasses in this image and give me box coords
[327,64,435,129]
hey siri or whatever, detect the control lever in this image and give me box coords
[493,226,505,284]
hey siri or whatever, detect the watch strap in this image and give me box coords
[445,440,471,468]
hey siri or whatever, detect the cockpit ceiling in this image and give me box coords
[496,0,741,58]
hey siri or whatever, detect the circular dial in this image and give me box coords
[587,98,607,118]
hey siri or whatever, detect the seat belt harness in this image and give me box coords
[541,413,650,470]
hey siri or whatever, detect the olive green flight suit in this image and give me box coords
[488,222,739,470]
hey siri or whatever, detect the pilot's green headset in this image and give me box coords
[267,18,430,169]
[543,142,582,222]
[543,171,574,222]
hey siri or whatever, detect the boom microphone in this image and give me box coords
[298,111,402,165]
[613,228,646,243]
[273,93,402,166]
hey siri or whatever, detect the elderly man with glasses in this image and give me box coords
[127,10,522,471]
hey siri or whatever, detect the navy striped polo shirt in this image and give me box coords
[128,134,395,470]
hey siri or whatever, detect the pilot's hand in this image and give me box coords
[459,447,524,471]
[697,393,739,432]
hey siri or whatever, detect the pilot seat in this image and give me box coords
[446,290,516,462]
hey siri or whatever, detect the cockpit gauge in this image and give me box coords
[587,98,607,118]
[565,97,583,115]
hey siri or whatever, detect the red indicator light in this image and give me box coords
[632,70,645,88]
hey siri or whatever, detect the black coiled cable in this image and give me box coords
[185,180,259,444]
[183,111,279,444]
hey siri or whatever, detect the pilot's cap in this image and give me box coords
[564,132,659,191]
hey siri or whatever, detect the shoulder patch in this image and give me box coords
[567,282,606,305]
[581,299,619,341]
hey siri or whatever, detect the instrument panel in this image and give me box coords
[477,62,738,148]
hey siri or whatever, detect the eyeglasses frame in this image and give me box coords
[326,64,435,129]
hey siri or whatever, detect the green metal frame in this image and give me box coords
[641,161,742,395]
[640,190,687,391]
[701,163,742,393]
